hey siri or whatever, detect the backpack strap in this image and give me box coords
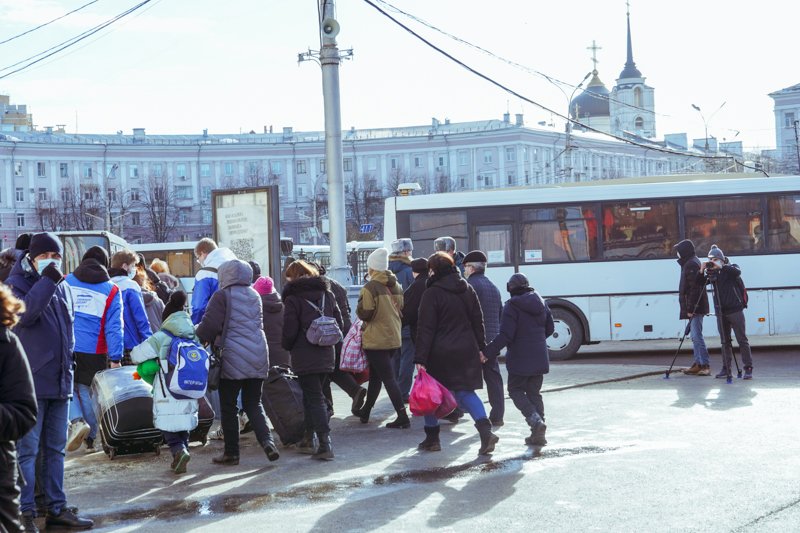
[304,293,326,317]
[200,266,218,273]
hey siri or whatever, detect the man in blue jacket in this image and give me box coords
[6,232,94,530]
[108,249,152,362]
[464,250,505,426]
[191,238,236,325]
[64,246,123,453]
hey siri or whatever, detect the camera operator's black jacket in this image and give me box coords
[710,264,745,315]
[675,240,709,319]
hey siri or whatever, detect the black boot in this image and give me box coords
[262,435,280,462]
[418,425,441,451]
[351,387,367,416]
[45,508,94,530]
[21,512,38,533]
[296,430,317,454]
[385,410,410,429]
[212,452,240,465]
[357,404,372,424]
[524,413,547,446]
[312,432,334,461]
[475,418,499,455]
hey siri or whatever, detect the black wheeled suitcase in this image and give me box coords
[261,366,305,445]
[189,396,215,445]
[91,367,163,460]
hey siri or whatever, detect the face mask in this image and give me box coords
[36,258,61,275]
[712,259,723,268]
[676,252,681,259]
[128,267,137,280]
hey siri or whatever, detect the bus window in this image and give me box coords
[602,200,678,260]
[520,206,597,263]
[475,224,512,265]
[60,235,108,274]
[767,195,800,252]
[684,197,762,257]
[408,211,468,258]
[167,251,194,278]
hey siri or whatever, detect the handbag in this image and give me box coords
[340,318,368,373]
[206,289,232,391]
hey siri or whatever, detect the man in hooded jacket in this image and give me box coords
[673,239,710,376]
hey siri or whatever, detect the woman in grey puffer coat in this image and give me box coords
[196,259,279,465]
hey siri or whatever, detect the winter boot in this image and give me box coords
[357,404,373,424]
[212,452,240,465]
[418,426,441,451]
[715,367,730,379]
[524,413,547,446]
[684,363,701,375]
[385,410,411,429]
[296,430,318,454]
[261,435,280,462]
[475,418,499,455]
[171,448,191,474]
[312,433,334,461]
[351,387,367,417]
[21,512,38,533]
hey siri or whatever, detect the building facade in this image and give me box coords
[769,83,800,169]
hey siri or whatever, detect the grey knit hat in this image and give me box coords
[707,244,725,262]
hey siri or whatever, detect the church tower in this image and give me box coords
[610,2,656,138]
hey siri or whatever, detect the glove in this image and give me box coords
[42,262,64,284]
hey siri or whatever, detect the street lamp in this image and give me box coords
[554,71,592,181]
[691,102,726,153]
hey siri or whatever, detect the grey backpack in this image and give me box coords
[304,293,343,347]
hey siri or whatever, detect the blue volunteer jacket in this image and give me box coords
[191,247,236,324]
[109,271,152,350]
[65,260,124,360]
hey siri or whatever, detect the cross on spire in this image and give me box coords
[587,40,602,72]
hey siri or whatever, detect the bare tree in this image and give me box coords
[386,169,408,197]
[346,174,384,240]
[35,197,62,232]
[141,175,180,242]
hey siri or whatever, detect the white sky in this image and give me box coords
[0,0,795,150]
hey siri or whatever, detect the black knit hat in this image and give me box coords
[15,233,33,251]
[28,232,62,259]
[248,261,261,283]
[411,258,428,274]
[506,273,530,293]
[162,291,187,321]
[82,246,109,268]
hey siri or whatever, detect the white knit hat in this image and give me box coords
[367,248,389,271]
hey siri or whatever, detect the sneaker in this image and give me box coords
[239,411,251,434]
[66,419,90,452]
[209,427,224,440]
[84,437,97,453]
[697,365,711,376]
[171,448,191,474]
[684,363,701,375]
[715,368,730,379]
[743,366,753,380]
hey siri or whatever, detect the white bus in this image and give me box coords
[384,173,800,359]
[132,241,198,293]
[57,231,130,275]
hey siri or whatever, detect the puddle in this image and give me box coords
[93,445,623,529]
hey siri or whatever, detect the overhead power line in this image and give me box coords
[0,0,153,81]
[0,0,103,47]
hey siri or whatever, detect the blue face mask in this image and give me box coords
[36,258,62,275]
[127,267,137,280]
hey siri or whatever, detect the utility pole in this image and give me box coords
[794,120,800,173]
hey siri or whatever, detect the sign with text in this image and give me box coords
[360,224,374,234]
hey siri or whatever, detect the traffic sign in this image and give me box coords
[359,224,374,234]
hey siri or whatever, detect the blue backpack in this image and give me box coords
[164,332,210,400]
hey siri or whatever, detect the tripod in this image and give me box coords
[709,275,742,384]
[665,282,708,379]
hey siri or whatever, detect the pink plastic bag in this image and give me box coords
[409,368,457,418]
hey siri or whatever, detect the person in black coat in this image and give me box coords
[413,252,498,456]
[673,239,711,376]
[281,260,344,460]
[402,258,428,345]
[0,285,37,533]
[484,273,554,447]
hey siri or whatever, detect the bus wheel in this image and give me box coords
[547,308,583,361]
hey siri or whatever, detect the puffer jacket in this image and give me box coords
[142,290,165,333]
[323,275,352,333]
[675,239,710,319]
[711,264,746,315]
[196,260,269,380]
[402,271,428,343]
[281,276,343,376]
[484,290,554,376]
[0,248,21,282]
[6,256,75,400]
[388,255,414,291]
[357,270,403,350]
[130,311,199,432]
[109,269,152,351]
[467,272,503,343]
[260,291,290,367]
[191,247,236,324]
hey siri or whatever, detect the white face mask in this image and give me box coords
[676,252,681,259]
[36,258,61,275]
[127,266,137,279]
[712,259,723,268]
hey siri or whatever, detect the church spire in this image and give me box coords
[618,0,642,79]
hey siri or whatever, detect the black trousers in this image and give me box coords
[363,349,405,415]
[0,446,23,532]
[297,373,330,435]
[482,357,505,422]
[219,378,273,455]
[507,373,544,420]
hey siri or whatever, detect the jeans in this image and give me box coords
[68,383,98,440]
[162,431,189,456]
[393,327,416,401]
[18,399,68,515]
[364,349,406,416]
[297,373,330,435]
[507,373,544,420]
[482,357,505,422]
[219,379,273,455]
[719,310,753,369]
[424,390,487,427]
[688,315,710,365]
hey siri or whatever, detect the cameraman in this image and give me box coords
[673,239,710,376]
[703,244,753,380]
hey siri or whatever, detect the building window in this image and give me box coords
[152,163,163,178]
[16,213,24,228]
[178,210,189,224]
[13,162,23,176]
[129,164,139,178]
[459,175,467,188]
[507,171,515,185]
[343,158,352,172]
[634,87,643,107]
[59,163,69,178]
[634,116,644,129]
[176,163,187,178]
[106,163,118,179]
[319,159,326,173]
[270,161,282,174]
[131,188,140,201]
[296,160,307,174]
[176,186,192,199]
[202,210,212,225]
[785,112,796,128]
[107,188,117,203]
[83,187,94,201]
[297,184,307,198]
[366,157,377,171]
[200,163,211,178]
[390,158,398,170]
[247,161,258,177]
[505,147,516,162]
[483,150,493,164]
[82,164,92,179]
[202,186,212,201]
[459,151,469,166]
[15,188,24,203]
[437,156,446,168]
[38,188,47,202]
[61,189,71,203]
[131,212,140,226]
[37,162,46,177]
[414,157,422,168]
[224,162,234,176]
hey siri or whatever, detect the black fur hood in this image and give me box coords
[282,275,330,300]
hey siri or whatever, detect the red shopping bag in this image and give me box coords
[409,368,457,417]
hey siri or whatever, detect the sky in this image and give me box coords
[0,0,796,151]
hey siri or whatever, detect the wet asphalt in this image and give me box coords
[60,343,799,532]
